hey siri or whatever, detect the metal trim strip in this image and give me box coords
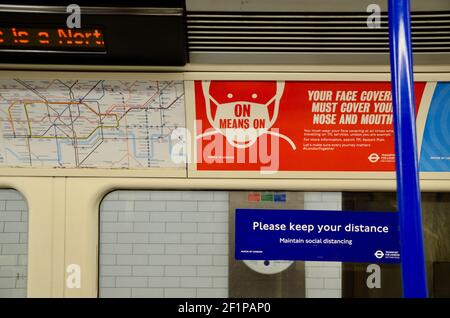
[0,5,183,16]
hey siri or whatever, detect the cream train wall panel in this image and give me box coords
[0,177,449,297]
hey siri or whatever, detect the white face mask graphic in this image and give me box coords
[201,81,289,149]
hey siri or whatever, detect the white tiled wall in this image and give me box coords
[99,191,229,298]
[99,190,343,298]
[0,189,28,298]
[304,192,342,298]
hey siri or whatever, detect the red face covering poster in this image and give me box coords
[194,81,426,172]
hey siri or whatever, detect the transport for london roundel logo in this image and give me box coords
[374,250,385,259]
[368,153,380,163]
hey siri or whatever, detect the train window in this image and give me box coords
[0,189,28,298]
[98,190,344,298]
[99,190,450,298]
[99,191,229,298]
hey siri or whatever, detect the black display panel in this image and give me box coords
[0,1,187,65]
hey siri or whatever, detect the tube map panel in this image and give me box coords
[0,79,185,168]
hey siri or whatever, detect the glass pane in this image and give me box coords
[98,190,450,298]
[421,193,450,298]
[342,192,450,298]
[99,191,229,298]
[0,189,28,298]
[98,190,345,298]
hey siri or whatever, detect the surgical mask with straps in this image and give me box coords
[199,81,295,150]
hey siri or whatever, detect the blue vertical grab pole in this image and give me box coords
[388,0,428,298]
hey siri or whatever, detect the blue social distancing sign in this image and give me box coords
[235,209,401,263]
